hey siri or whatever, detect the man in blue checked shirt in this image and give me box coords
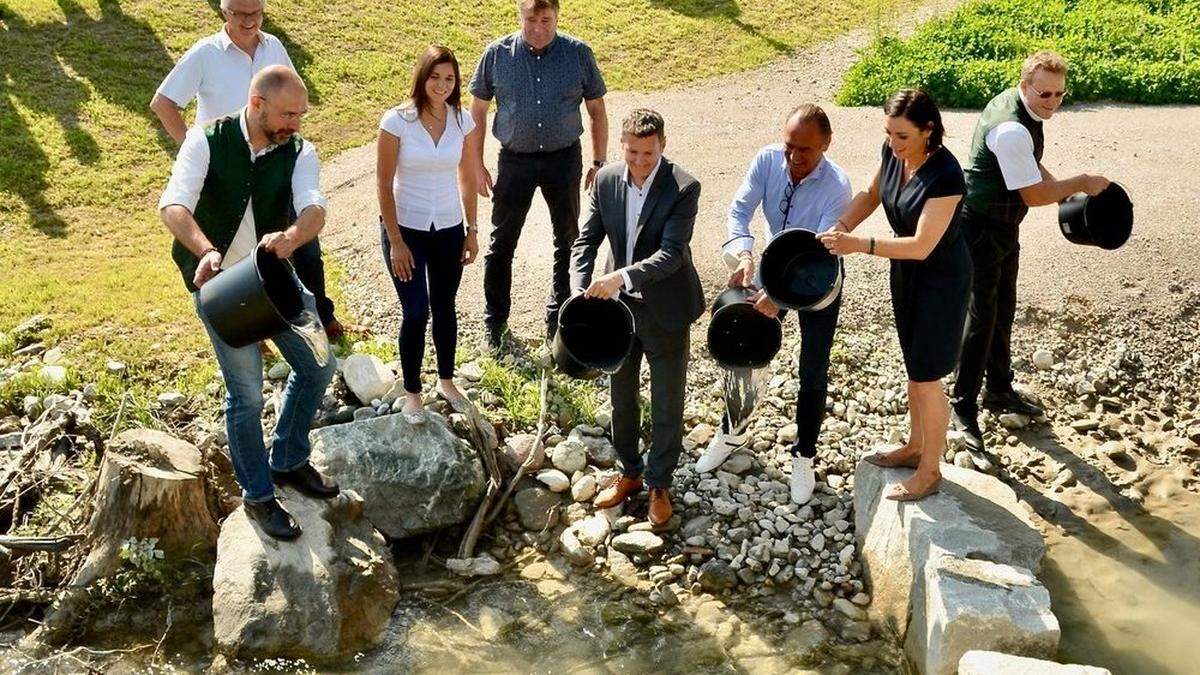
[696,104,852,506]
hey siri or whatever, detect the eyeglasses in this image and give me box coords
[1029,84,1066,100]
[223,8,264,21]
[779,181,797,220]
[255,96,308,121]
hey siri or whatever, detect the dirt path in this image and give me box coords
[320,6,1200,340]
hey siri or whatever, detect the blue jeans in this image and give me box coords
[193,286,336,503]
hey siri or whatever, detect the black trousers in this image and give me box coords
[483,143,582,331]
[380,223,465,394]
[952,210,1020,415]
[610,300,689,489]
[292,236,336,328]
[790,294,841,458]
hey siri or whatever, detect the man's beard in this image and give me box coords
[256,111,293,145]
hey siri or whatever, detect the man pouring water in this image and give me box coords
[158,65,339,541]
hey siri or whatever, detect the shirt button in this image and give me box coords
[537,122,542,127]
[539,145,544,150]
[537,100,541,104]
[536,77,541,82]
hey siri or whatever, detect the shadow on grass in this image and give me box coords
[203,0,322,104]
[646,0,792,56]
[0,0,175,237]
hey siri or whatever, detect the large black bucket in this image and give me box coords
[198,244,306,348]
[707,287,782,369]
[1058,182,1133,250]
[760,229,843,312]
[552,295,635,380]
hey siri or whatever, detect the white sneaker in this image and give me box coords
[790,456,816,505]
[695,427,748,473]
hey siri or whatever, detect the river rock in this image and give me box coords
[571,474,598,502]
[698,559,737,592]
[267,361,292,381]
[574,514,611,547]
[156,391,185,409]
[958,650,1111,675]
[536,468,570,493]
[550,440,587,474]
[514,486,560,531]
[445,555,501,577]
[567,428,620,468]
[610,531,665,556]
[340,354,395,405]
[503,434,543,472]
[1031,349,1056,371]
[309,412,484,539]
[559,527,593,566]
[212,489,398,661]
[920,556,1059,675]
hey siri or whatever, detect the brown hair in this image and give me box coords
[1021,50,1068,82]
[518,0,559,13]
[407,45,462,119]
[786,103,832,137]
[884,89,945,150]
[621,108,666,142]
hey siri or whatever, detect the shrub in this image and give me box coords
[837,0,1200,107]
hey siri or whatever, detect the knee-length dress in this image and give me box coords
[878,142,973,382]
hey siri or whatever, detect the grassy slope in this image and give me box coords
[0,0,885,390]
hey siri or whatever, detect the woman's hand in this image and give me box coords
[389,238,415,281]
[461,229,479,265]
[747,288,779,318]
[816,230,866,256]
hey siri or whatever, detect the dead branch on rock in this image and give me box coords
[483,368,550,528]
[456,397,507,559]
[0,535,83,555]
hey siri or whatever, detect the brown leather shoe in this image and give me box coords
[648,487,673,527]
[593,474,643,509]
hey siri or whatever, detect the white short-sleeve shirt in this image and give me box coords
[379,103,476,231]
[984,91,1048,191]
[157,28,295,125]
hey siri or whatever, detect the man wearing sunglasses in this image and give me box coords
[953,50,1111,457]
[151,0,346,340]
[702,104,852,506]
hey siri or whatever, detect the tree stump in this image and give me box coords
[25,429,222,648]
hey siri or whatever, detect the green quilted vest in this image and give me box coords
[170,114,300,292]
[963,88,1044,227]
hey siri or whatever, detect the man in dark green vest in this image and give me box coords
[159,66,338,540]
[952,51,1111,454]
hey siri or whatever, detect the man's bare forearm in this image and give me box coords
[587,98,608,162]
[150,93,188,145]
[285,206,325,246]
[160,205,213,255]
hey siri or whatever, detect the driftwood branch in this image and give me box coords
[0,534,83,554]
[457,399,506,559]
[484,368,551,527]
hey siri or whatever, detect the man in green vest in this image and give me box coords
[159,66,338,540]
[952,51,1111,454]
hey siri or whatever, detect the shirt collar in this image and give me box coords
[218,26,262,55]
[240,107,279,156]
[624,157,663,193]
[1017,87,1049,123]
[781,154,828,186]
[517,31,558,55]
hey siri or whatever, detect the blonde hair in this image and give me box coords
[1021,50,1068,82]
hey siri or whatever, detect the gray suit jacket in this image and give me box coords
[569,158,705,333]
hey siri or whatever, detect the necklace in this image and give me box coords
[904,149,933,180]
[421,108,446,131]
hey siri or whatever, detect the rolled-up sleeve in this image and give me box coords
[292,139,326,215]
[158,126,210,213]
[723,149,767,255]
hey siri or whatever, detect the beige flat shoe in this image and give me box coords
[886,477,942,502]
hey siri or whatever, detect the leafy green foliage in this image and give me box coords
[837,0,1200,107]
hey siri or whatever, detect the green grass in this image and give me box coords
[837,0,1200,107]
[476,356,601,430]
[1,0,895,402]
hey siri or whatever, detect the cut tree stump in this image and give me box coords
[24,429,222,649]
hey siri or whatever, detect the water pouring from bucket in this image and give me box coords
[198,244,330,366]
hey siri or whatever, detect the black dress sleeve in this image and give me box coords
[924,148,966,199]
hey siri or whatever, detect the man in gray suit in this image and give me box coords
[569,108,704,527]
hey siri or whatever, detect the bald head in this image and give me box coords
[250,65,306,99]
[247,66,308,146]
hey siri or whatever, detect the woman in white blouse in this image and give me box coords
[377,45,479,414]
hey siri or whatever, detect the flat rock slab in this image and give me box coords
[310,412,484,540]
[959,650,1112,675]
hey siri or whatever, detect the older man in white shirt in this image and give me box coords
[151,0,343,336]
[159,66,337,541]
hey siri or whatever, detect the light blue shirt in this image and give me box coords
[723,145,852,256]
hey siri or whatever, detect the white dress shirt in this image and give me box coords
[379,103,476,231]
[984,90,1047,191]
[618,159,662,298]
[158,110,327,269]
[156,27,294,125]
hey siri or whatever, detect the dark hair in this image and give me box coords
[621,108,665,142]
[408,45,462,120]
[883,89,944,150]
[519,0,559,13]
[786,103,832,137]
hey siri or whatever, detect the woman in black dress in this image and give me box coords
[817,89,972,501]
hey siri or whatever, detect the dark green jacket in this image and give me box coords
[963,87,1044,227]
[170,115,300,292]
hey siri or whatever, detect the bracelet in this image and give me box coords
[868,237,876,255]
[199,246,219,259]
[593,160,605,168]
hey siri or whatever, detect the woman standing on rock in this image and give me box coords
[377,45,480,414]
[816,89,972,501]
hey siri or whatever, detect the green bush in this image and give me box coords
[837,0,1200,107]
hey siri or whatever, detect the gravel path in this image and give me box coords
[320,4,1200,341]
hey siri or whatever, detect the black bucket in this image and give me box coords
[1058,182,1133,250]
[552,295,635,380]
[198,244,306,348]
[760,229,843,312]
[707,287,782,369]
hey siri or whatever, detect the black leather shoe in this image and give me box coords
[271,462,340,499]
[245,498,302,540]
[951,408,985,452]
[486,323,507,353]
[982,389,1044,417]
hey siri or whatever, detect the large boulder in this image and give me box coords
[309,412,484,540]
[212,488,398,661]
[854,458,1051,671]
[959,651,1111,675]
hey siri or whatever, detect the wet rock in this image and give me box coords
[514,487,560,531]
[958,650,1111,674]
[785,619,830,661]
[698,559,737,592]
[212,489,398,661]
[477,606,516,640]
[341,354,395,405]
[833,597,867,621]
[310,412,485,539]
